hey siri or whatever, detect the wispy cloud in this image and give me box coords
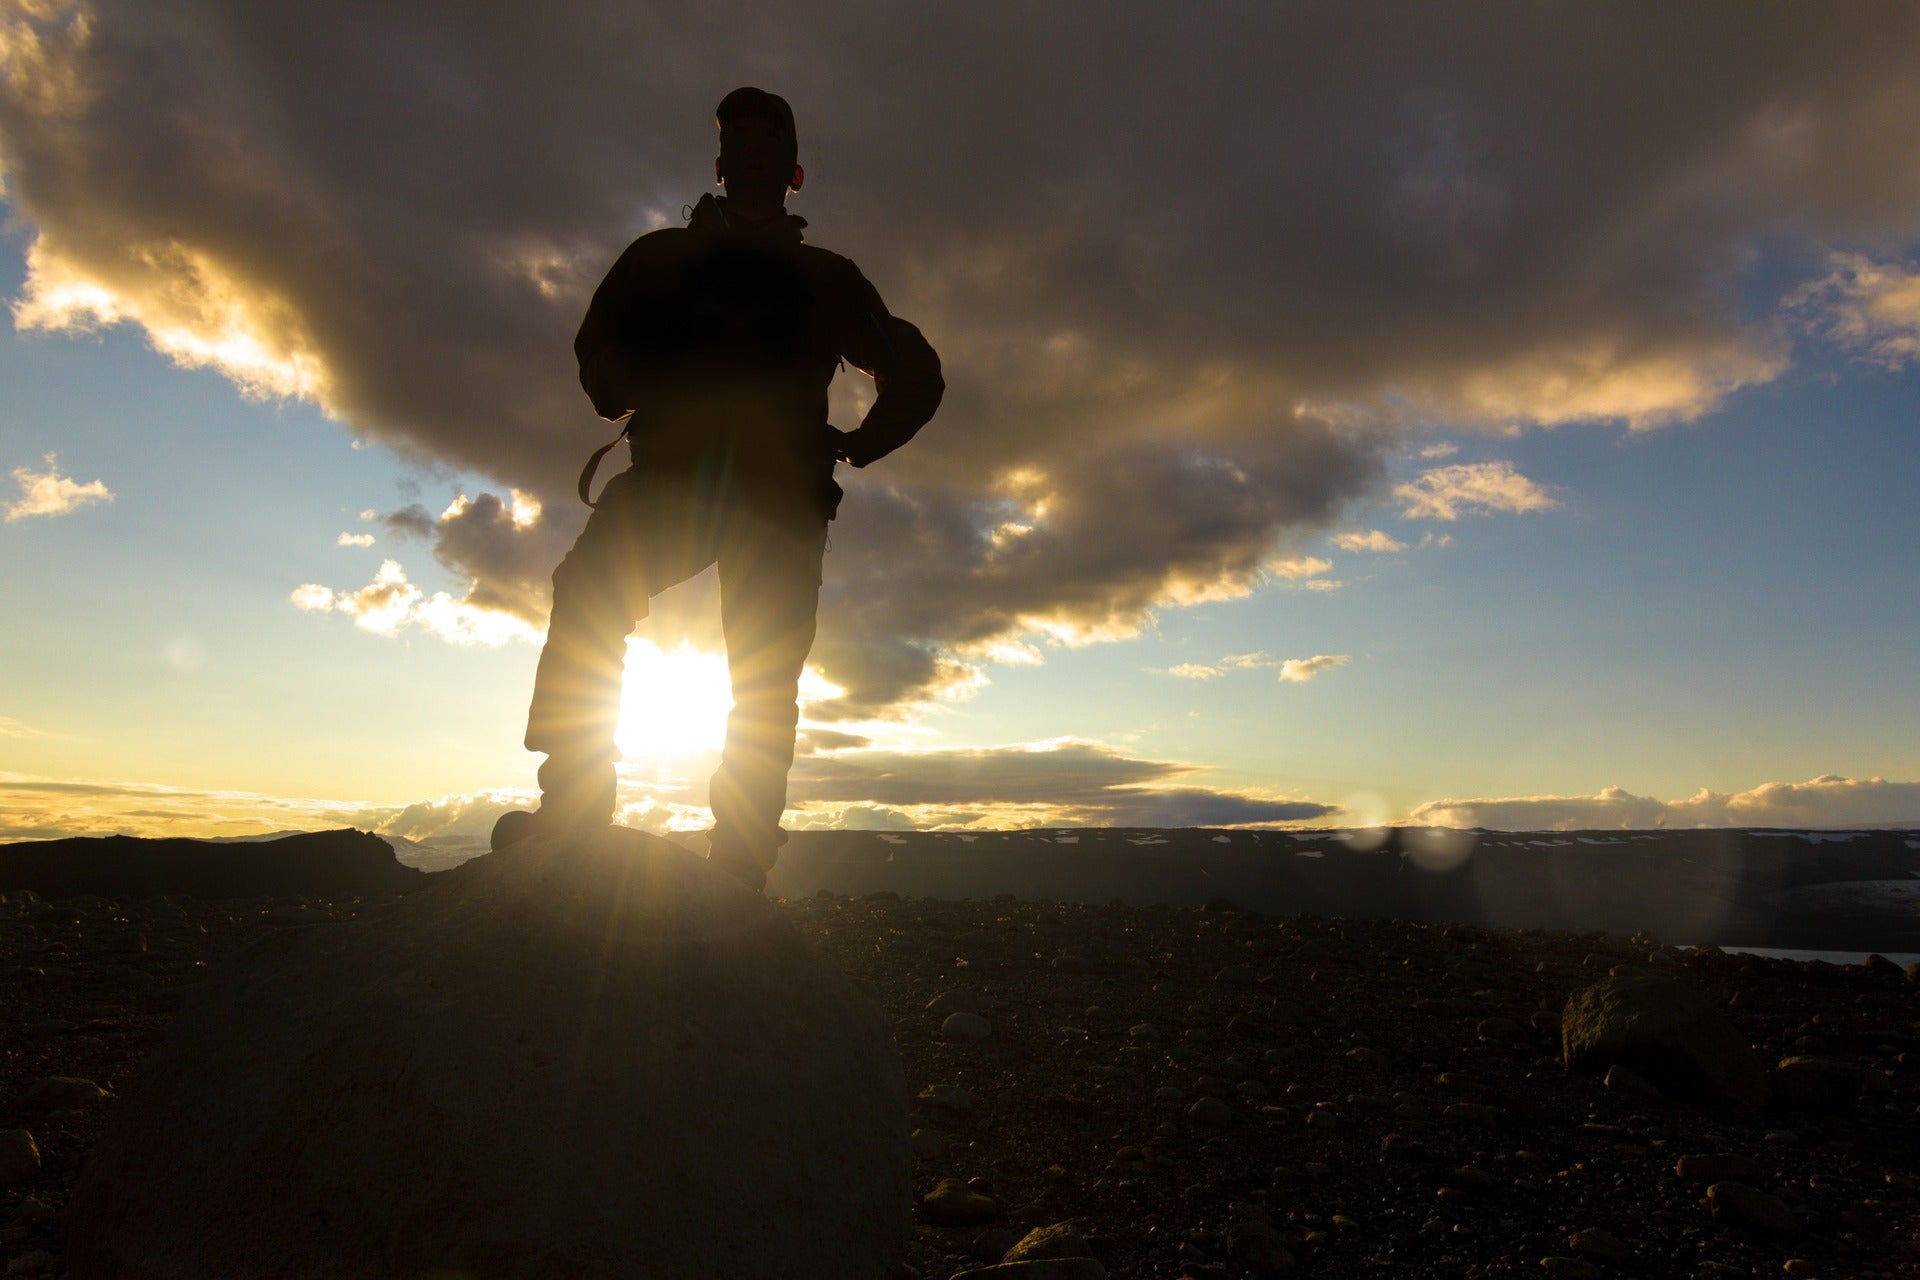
[1792,253,1920,369]
[1409,775,1920,831]
[0,717,54,739]
[5,453,112,522]
[1276,654,1349,683]
[1166,650,1348,683]
[1330,529,1407,553]
[336,531,375,548]
[1395,461,1557,521]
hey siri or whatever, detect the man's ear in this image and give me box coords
[789,164,805,193]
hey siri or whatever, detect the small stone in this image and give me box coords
[1781,1261,1815,1277]
[1539,1258,1602,1279]
[1188,1097,1232,1129]
[1155,1086,1187,1106]
[1568,1227,1631,1264]
[1003,1222,1094,1262]
[0,1132,40,1189]
[22,1076,106,1111]
[1477,1016,1526,1044]
[1127,1023,1160,1042]
[942,1012,994,1040]
[924,1177,998,1226]
[1305,1109,1336,1131]
[5,1250,53,1275]
[1708,1181,1797,1234]
[918,1082,974,1112]
[1443,1101,1499,1125]
[1675,1152,1763,1184]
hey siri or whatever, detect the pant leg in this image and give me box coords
[524,469,715,821]
[708,508,828,866]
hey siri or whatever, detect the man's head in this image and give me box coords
[715,87,803,202]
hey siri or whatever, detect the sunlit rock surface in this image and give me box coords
[65,827,910,1279]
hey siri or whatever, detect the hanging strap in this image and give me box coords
[576,419,633,507]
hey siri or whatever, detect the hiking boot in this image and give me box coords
[489,805,610,853]
[706,834,772,894]
[485,749,620,853]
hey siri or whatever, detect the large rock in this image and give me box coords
[1561,976,1769,1109]
[66,827,910,1279]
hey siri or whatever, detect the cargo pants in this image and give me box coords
[523,465,827,872]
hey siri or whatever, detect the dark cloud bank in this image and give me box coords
[5,2,1920,718]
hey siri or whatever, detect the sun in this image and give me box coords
[614,640,734,763]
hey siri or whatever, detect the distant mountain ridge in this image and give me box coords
[0,830,425,898]
[774,826,1920,953]
[3,825,1916,952]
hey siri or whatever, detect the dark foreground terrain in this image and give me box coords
[2,839,1919,1277]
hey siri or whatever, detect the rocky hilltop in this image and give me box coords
[0,831,1917,1277]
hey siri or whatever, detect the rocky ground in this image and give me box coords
[4,885,1919,1278]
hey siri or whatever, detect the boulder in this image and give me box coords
[1561,977,1769,1109]
[66,827,910,1279]
[0,1130,39,1188]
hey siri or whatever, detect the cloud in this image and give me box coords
[1267,554,1334,580]
[1792,253,1920,368]
[1409,775,1920,831]
[1331,529,1407,553]
[336,531,374,548]
[1170,649,1351,682]
[786,737,1335,828]
[6,4,1920,715]
[1276,654,1349,683]
[1417,443,1459,460]
[289,558,540,646]
[1395,461,1557,521]
[0,716,53,739]
[5,453,112,521]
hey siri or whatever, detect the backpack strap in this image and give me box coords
[576,420,633,507]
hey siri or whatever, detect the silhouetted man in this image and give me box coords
[494,88,942,890]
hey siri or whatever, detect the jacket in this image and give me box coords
[574,193,943,525]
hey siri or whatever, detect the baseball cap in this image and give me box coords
[716,87,796,145]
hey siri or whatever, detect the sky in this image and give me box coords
[2,2,1918,847]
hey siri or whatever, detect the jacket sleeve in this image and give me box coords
[573,235,655,422]
[834,262,943,467]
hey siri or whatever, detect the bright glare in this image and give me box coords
[615,641,734,763]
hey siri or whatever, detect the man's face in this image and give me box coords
[717,112,797,194]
